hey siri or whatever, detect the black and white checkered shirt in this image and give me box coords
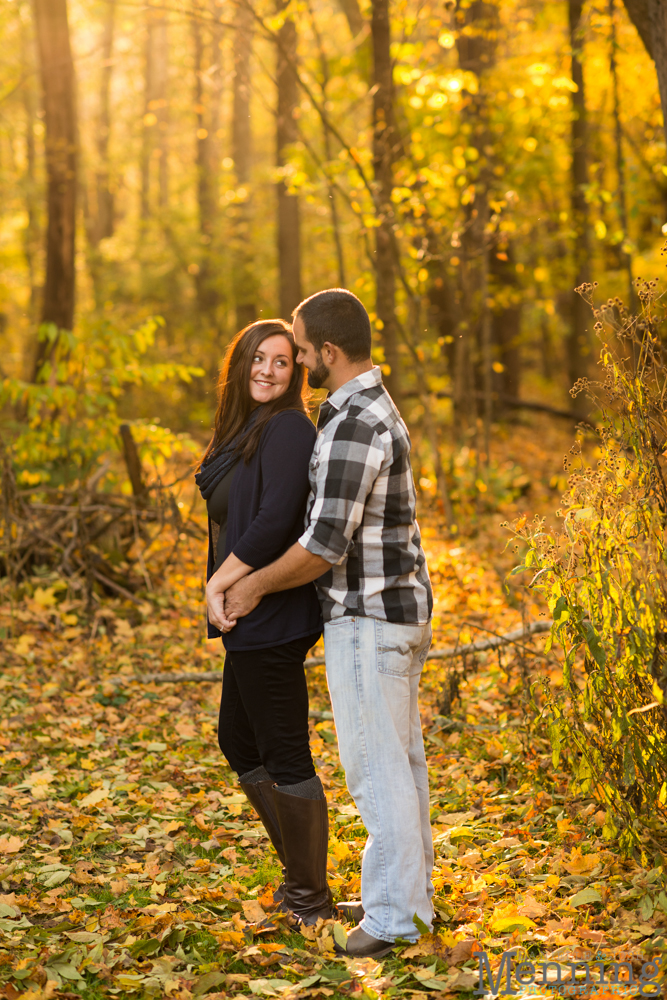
[298,367,433,624]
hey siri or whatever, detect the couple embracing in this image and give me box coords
[196,289,434,959]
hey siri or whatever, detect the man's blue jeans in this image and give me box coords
[323,615,434,942]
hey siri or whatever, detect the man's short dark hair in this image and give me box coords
[293,288,372,362]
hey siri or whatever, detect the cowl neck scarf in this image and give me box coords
[195,408,261,501]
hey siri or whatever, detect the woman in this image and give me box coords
[195,319,331,927]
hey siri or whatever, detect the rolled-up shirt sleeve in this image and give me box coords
[298,416,385,565]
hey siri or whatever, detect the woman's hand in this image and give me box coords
[206,580,236,632]
[206,554,254,631]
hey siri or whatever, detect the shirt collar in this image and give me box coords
[325,366,382,412]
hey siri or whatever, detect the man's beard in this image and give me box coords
[307,353,330,389]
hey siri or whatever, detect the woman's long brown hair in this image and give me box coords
[200,319,308,467]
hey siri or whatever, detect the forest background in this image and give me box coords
[2,0,667,998]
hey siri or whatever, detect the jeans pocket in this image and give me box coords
[325,615,356,629]
[376,621,428,676]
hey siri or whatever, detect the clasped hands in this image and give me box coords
[206,575,262,633]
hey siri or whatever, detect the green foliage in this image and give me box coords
[1,316,203,487]
[512,280,667,851]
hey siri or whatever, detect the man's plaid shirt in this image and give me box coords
[298,367,433,624]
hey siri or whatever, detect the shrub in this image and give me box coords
[1,316,202,486]
[0,317,204,594]
[510,280,667,854]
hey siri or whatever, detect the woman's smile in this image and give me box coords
[249,333,295,403]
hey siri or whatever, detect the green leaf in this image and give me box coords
[413,912,430,935]
[553,595,568,623]
[569,887,602,908]
[194,971,227,996]
[582,620,606,667]
[333,922,348,949]
[296,975,322,988]
[129,937,161,958]
[40,869,71,888]
[248,979,294,996]
[47,963,85,982]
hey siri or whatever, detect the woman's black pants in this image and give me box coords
[217,632,320,786]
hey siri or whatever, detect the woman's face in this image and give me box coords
[248,334,294,405]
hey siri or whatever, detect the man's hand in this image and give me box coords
[224,575,264,622]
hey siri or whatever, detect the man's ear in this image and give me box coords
[321,341,337,364]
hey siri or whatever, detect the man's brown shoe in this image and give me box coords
[334,925,395,958]
[336,901,365,924]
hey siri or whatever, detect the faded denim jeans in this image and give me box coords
[323,615,434,942]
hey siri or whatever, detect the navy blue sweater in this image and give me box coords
[206,409,323,651]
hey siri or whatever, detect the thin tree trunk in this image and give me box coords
[20,16,39,324]
[276,7,302,317]
[336,0,370,79]
[31,0,77,379]
[85,0,115,308]
[140,1,168,221]
[307,0,346,287]
[154,7,169,208]
[609,0,635,309]
[140,13,153,221]
[568,0,591,414]
[622,0,667,149]
[490,245,522,404]
[338,0,364,37]
[455,0,498,446]
[192,11,220,323]
[91,0,115,246]
[480,247,492,464]
[371,0,400,402]
[232,0,257,328]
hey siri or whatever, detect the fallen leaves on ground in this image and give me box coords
[0,425,665,998]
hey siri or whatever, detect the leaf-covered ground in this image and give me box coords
[1,421,666,1000]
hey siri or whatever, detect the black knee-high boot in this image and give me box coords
[272,776,333,926]
[239,767,286,901]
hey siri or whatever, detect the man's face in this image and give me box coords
[293,315,330,390]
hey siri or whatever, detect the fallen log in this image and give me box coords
[119,621,553,686]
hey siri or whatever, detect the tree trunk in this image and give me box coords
[568,0,591,414]
[232,1,257,329]
[90,0,115,247]
[154,6,169,208]
[455,0,498,444]
[85,0,115,308]
[338,0,365,37]
[192,9,221,324]
[609,0,634,309]
[140,1,168,221]
[276,7,302,317]
[31,0,77,378]
[371,0,400,402]
[20,15,39,325]
[490,247,522,404]
[308,3,347,287]
[622,0,667,149]
[336,0,370,79]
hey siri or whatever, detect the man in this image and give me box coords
[207,288,434,958]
